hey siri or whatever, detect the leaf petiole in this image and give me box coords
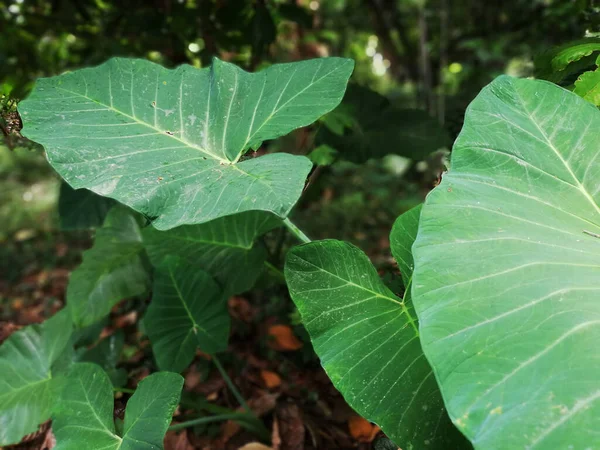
[283,217,311,244]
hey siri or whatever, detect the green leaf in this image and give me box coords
[53,363,183,449]
[574,66,600,105]
[143,211,280,295]
[145,258,229,373]
[67,206,150,327]
[319,85,449,162]
[58,182,117,229]
[413,75,600,448]
[79,331,127,387]
[535,38,600,84]
[307,144,339,167]
[390,204,422,288]
[0,310,72,445]
[285,240,466,449]
[19,57,353,230]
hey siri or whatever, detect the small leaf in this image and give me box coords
[58,182,116,230]
[19,57,354,230]
[574,67,600,105]
[145,257,229,373]
[53,363,183,450]
[143,211,280,296]
[389,204,422,288]
[267,324,303,351]
[0,310,72,446]
[67,206,150,327]
[307,144,338,167]
[285,240,467,448]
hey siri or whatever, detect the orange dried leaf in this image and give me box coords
[348,415,380,443]
[267,325,303,351]
[260,370,282,389]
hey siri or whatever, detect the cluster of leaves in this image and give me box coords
[1,55,355,447]
[288,71,600,448]
[7,35,600,449]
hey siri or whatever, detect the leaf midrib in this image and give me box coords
[511,81,600,220]
[54,86,229,164]
[297,254,419,336]
[168,269,207,335]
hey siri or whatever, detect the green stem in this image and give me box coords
[283,217,311,244]
[168,413,248,431]
[213,355,251,413]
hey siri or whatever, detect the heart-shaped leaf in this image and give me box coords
[19,57,353,230]
[145,257,229,373]
[67,206,150,327]
[53,363,183,449]
[0,310,72,445]
[285,239,467,449]
[143,210,280,295]
[413,75,600,448]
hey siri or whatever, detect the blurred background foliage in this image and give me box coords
[1,0,599,281]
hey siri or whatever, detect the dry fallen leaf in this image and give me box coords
[164,430,194,450]
[267,325,303,351]
[348,415,380,443]
[275,402,304,450]
[260,370,282,389]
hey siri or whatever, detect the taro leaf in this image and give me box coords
[143,210,280,296]
[19,57,353,230]
[0,310,72,446]
[79,331,127,387]
[412,75,600,448]
[67,206,150,327]
[58,182,116,229]
[390,204,422,288]
[535,38,600,84]
[53,363,183,450]
[145,257,229,373]
[319,85,449,162]
[285,240,467,449]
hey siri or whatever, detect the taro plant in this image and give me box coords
[2,56,354,447]
[6,50,598,450]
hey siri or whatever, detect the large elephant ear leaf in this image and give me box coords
[0,310,72,446]
[285,240,467,449]
[413,75,600,448]
[19,57,354,230]
[53,363,183,450]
